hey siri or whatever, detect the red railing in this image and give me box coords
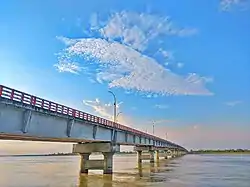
[0,85,165,142]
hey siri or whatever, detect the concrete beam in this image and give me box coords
[134,145,154,151]
[73,142,120,153]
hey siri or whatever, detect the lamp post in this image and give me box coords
[108,91,117,123]
[116,111,122,122]
[152,120,155,135]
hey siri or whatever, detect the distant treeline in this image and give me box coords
[189,149,250,154]
[0,151,136,157]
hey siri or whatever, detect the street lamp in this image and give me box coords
[116,111,122,122]
[108,91,117,123]
[152,120,155,135]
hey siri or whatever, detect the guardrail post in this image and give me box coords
[10,90,14,100]
[0,85,3,96]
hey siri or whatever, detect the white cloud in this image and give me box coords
[55,11,212,96]
[54,61,82,74]
[90,13,100,30]
[58,38,212,96]
[56,36,78,46]
[154,104,169,109]
[158,48,174,60]
[151,119,172,125]
[83,98,133,126]
[83,98,113,119]
[225,100,243,107]
[177,62,184,68]
[99,11,198,51]
[220,0,248,11]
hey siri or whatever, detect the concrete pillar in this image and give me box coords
[164,151,168,159]
[149,150,155,163]
[172,149,175,157]
[164,150,170,159]
[80,153,90,173]
[138,162,143,177]
[73,142,119,175]
[103,152,114,174]
[156,150,159,162]
[137,150,142,163]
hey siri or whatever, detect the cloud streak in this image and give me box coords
[82,98,135,127]
[225,100,243,107]
[154,104,169,109]
[220,0,248,11]
[54,62,82,74]
[99,11,198,51]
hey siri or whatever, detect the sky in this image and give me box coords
[0,0,250,154]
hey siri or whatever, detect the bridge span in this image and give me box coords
[0,85,187,174]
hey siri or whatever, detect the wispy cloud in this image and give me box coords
[154,104,169,109]
[57,38,212,96]
[82,98,133,125]
[55,11,213,96]
[99,11,198,52]
[83,98,113,119]
[177,62,184,68]
[225,100,243,107]
[54,61,82,74]
[147,119,173,124]
[220,0,248,11]
[159,49,174,60]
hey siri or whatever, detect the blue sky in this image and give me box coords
[0,0,249,152]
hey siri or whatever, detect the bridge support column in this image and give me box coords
[137,150,142,163]
[134,146,157,163]
[165,150,172,159]
[73,142,119,175]
[156,150,159,163]
[149,150,155,163]
[103,152,114,174]
[80,153,90,173]
[172,149,176,158]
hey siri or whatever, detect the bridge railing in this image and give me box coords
[0,85,170,143]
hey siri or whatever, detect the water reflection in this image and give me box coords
[78,160,168,187]
[2,155,249,187]
[78,174,113,187]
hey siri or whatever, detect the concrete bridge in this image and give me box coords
[0,85,188,174]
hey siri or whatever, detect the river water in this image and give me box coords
[0,154,249,187]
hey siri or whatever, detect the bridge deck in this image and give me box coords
[0,85,186,151]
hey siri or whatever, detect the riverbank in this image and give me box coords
[0,151,137,157]
[189,149,250,155]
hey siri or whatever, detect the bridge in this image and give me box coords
[0,85,188,174]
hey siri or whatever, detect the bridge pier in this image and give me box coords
[79,153,90,173]
[149,150,155,163]
[134,146,158,163]
[137,150,142,163]
[73,142,119,174]
[156,150,159,163]
[103,152,114,174]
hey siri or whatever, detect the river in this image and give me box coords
[0,154,249,187]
